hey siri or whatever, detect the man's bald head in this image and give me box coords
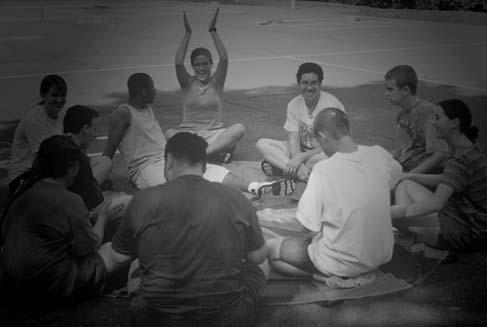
[313,108,350,139]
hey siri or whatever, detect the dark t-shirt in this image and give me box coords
[112,175,265,313]
[439,147,487,249]
[1,181,98,302]
[68,151,104,211]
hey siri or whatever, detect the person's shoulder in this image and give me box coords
[21,107,44,124]
[415,99,435,115]
[111,104,131,121]
[319,90,344,109]
[367,144,390,155]
[288,94,304,106]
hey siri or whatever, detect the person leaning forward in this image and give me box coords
[99,132,268,327]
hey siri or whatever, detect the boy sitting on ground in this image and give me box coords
[267,108,401,285]
[384,65,448,174]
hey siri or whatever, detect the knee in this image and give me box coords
[165,128,178,140]
[255,138,271,153]
[230,123,245,139]
[395,179,414,195]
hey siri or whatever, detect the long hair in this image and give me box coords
[1,136,81,245]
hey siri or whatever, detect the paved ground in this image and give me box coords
[0,1,487,326]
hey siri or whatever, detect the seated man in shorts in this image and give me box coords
[267,108,401,281]
[103,72,286,198]
[256,63,345,183]
[384,65,448,173]
[99,132,268,327]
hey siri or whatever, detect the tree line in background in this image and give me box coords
[318,0,487,12]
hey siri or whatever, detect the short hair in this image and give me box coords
[384,65,418,95]
[36,135,82,178]
[39,74,67,104]
[438,99,479,143]
[313,108,350,139]
[296,62,324,84]
[127,73,152,98]
[63,105,99,134]
[190,47,213,65]
[165,132,208,165]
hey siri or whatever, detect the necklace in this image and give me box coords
[196,83,209,95]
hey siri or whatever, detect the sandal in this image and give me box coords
[261,160,284,177]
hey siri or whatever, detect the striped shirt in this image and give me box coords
[440,147,487,240]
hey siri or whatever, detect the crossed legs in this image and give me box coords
[256,138,326,174]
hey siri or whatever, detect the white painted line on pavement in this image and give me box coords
[0,35,43,41]
[1,41,486,90]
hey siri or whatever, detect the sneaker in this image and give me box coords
[249,178,294,200]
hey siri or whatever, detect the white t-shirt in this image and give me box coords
[283,91,344,150]
[8,107,62,182]
[297,145,401,277]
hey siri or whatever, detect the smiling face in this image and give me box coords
[299,72,321,104]
[432,105,455,140]
[192,55,212,84]
[42,84,66,118]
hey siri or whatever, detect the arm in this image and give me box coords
[245,244,268,265]
[175,11,192,89]
[286,131,304,178]
[399,173,445,188]
[102,107,130,159]
[410,108,448,173]
[296,168,323,233]
[98,242,134,274]
[209,8,228,89]
[409,152,446,174]
[391,183,454,219]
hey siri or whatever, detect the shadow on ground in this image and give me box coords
[0,81,486,326]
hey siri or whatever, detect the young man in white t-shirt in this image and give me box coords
[266,108,401,280]
[256,63,345,183]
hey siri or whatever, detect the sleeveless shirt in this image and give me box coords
[117,104,166,178]
[180,78,223,131]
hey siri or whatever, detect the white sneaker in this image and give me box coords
[249,178,289,200]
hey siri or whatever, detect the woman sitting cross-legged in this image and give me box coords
[169,8,245,164]
[392,99,487,251]
[0,135,124,311]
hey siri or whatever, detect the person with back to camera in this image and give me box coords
[99,132,268,327]
[266,108,401,287]
[392,99,487,251]
[1,135,124,310]
[168,8,245,164]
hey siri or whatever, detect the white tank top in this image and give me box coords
[118,104,166,177]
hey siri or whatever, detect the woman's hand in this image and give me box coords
[183,11,192,34]
[209,7,219,32]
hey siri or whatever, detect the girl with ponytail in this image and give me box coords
[391,99,487,251]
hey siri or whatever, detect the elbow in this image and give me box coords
[246,245,268,265]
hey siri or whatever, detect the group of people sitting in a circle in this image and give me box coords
[1,8,486,327]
